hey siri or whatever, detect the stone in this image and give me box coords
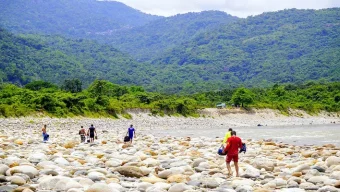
[317,186,339,192]
[334,181,340,188]
[8,176,26,185]
[136,182,153,192]
[153,182,171,190]
[54,179,82,191]
[331,171,340,180]
[87,171,105,181]
[105,159,122,168]
[0,186,15,192]
[231,179,255,188]
[308,176,329,184]
[107,183,123,191]
[158,169,173,179]
[202,178,220,188]
[242,165,260,178]
[38,176,71,190]
[54,157,70,166]
[167,174,188,183]
[0,164,10,175]
[168,183,191,192]
[40,169,58,176]
[252,158,275,171]
[280,189,305,192]
[22,188,34,192]
[325,156,340,167]
[67,189,83,192]
[292,172,302,177]
[311,165,326,172]
[115,166,145,178]
[235,185,253,192]
[28,153,47,163]
[64,141,77,149]
[14,139,24,145]
[301,151,313,158]
[293,164,310,172]
[299,182,317,190]
[86,183,117,192]
[192,158,206,168]
[141,176,166,184]
[142,158,160,167]
[6,166,39,179]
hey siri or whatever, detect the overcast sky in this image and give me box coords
[113,0,340,17]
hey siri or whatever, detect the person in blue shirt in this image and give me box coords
[127,124,136,143]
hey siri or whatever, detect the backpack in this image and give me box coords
[217,144,226,156]
[239,143,246,153]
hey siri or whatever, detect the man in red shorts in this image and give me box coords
[224,130,242,177]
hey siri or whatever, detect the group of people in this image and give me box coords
[42,123,240,177]
[222,128,243,177]
[41,124,136,144]
[78,124,97,143]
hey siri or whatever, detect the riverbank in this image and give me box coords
[1,109,338,133]
[0,127,339,191]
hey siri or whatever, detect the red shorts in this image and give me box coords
[226,154,239,163]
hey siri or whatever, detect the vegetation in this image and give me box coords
[0,80,339,118]
[152,8,340,90]
[105,11,238,61]
[0,2,339,94]
[0,0,160,38]
[0,28,155,87]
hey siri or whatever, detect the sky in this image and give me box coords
[112,0,340,18]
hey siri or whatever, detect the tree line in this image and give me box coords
[0,80,339,117]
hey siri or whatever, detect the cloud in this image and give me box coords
[111,0,340,17]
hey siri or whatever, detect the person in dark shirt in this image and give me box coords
[127,124,136,144]
[87,124,97,143]
[224,130,242,177]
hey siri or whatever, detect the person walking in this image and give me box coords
[42,124,49,142]
[127,124,136,144]
[224,131,242,177]
[87,124,97,143]
[79,126,86,143]
[223,128,233,144]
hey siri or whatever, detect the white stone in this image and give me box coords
[168,183,192,192]
[6,165,39,179]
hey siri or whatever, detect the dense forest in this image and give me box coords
[0,0,160,37]
[0,1,339,95]
[0,80,339,117]
[0,27,155,87]
[153,8,340,88]
[105,11,239,61]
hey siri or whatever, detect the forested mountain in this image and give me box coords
[0,2,339,94]
[0,28,154,87]
[0,0,161,37]
[152,8,340,88]
[105,11,239,61]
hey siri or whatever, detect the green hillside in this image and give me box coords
[105,11,239,61]
[0,0,161,37]
[153,8,340,88]
[0,28,154,87]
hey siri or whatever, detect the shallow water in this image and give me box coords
[144,124,340,146]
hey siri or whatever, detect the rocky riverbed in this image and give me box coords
[0,116,340,192]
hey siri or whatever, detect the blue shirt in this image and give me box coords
[128,127,135,137]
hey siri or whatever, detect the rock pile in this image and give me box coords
[0,121,339,192]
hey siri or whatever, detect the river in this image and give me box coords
[144,124,340,146]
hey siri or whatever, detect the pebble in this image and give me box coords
[0,117,338,192]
